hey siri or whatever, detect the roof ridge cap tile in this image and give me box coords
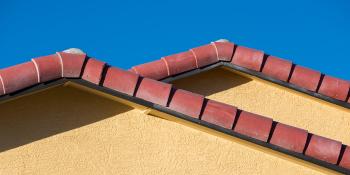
[32,54,62,82]
[131,59,169,80]
[0,74,5,95]
[0,61,39,94]
[56,51,87,78]
[0,47,350,172]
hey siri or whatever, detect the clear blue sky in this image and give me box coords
[1,1,349,79]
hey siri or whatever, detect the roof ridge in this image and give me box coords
[0,48,350,173]
[130,39,350,104]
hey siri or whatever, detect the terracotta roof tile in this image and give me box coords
[0,76,4,95]
[270,123,308,153]
[318,75,350,101]
[234,111,273,142]
[82,58,106,84]
[190,43,218,68]
[0,61,39,94]
[231,46,264,71]
[289,66,321,91]
[103,66,139,96]
[262,55,292,81]
[163,51,197,76]
[212,41,235,61]
[340,146,350,169]
[305,135,342,164]
[32,54,62,82]
[201,99,237,129]
[57,52,86,78]
[135,78,172,106]
[168,89,204,118]
[131,59,168,80]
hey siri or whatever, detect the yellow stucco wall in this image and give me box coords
[0,72,345,174]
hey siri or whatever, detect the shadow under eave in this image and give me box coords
[0,85,132,152]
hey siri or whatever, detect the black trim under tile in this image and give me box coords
[0,78,69,103]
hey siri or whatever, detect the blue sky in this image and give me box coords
[1,0,349,79]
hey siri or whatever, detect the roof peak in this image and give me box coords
[0,42,350,173]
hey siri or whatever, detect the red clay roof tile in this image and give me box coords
[135,78,172,106]
[131,59,169,80]
[289,66,321,91]
[234,111,273,142]
[318,75,350,101]
[201,100,237,129]
[0,76,4,95]
[163,51,197,76]
[305,135,342,164]
[231,46,264,71]
[340,146,350,169]
[103,67,139,96]
[57,52,86,78]
[0,61,39,94]
[270,123,308,153]
[82,58,106,85]
[262,56,292,81]
[212,41,235,61]
[190,43,218,67]
[32,54,62,82]
[168,89,204,118]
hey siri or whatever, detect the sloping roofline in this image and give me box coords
[131,39,350,109]
[0,44,349,174]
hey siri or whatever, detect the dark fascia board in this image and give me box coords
[0,78,69,103]
[161,61,350,110]
[0,77,348,174]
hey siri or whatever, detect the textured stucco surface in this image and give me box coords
[0,83,341,174]
[172,67,350,146]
